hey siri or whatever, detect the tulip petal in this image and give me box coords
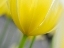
[9,0,63,36]
[17,0,53,34]
[0,0,7,7]
[8,0,25,34]
[0,2,10,16]
[28,1,62,36]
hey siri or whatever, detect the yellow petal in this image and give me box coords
[28,1,62,36]
[9,0,63,36]
[8,0,25,34]
[0,2,10,16]
[17,0,53,34]
[0,0,7,7]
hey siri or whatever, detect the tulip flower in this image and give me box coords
[0,2,10,16]
[0,0,7,7]
[8,0,62,36]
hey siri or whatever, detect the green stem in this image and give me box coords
[29,36,36,48]
[0,18,11,46]
[19,34,28,48]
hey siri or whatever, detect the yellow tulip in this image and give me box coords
[0,2,10,16]
[0,0,7,7]
[8,0,62,36]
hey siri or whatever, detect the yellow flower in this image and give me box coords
[8,0,62,36]
[0,2,10,16]
[0,0,7,7]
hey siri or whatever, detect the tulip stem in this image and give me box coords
[19,34,28,48]
[29,36,36,48]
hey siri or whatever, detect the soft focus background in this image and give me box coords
[0,16,50,48]
[0,0,64,48]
